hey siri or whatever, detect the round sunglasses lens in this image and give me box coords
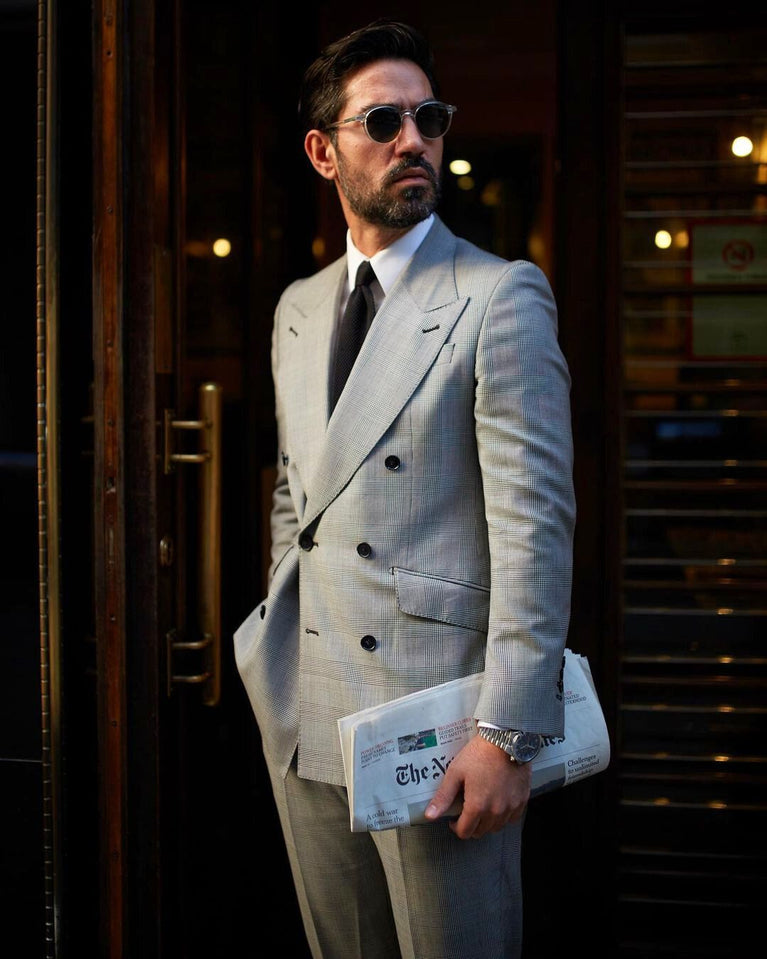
[415,104,450,138]
[366,107,402,143]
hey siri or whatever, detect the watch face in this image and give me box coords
[511,731,542,763]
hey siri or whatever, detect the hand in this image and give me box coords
[424,735,532,839]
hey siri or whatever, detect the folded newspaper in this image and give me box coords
[338,649,610,832]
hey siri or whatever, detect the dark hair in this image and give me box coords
[298,20,439,135]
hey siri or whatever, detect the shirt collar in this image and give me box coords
[345,214,434,296]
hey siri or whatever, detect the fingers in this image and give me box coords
[449,800,523,840]
[424,774,462,822]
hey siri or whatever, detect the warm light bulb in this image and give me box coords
[212,238,232,257]
[731,136,753,157]
[654,229,672,250]
[449,159,472,175]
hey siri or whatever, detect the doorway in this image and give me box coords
[37,2,582,957]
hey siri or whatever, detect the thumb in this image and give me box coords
[424,770,463,821]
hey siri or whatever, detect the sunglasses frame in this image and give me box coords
[325,100,457,143]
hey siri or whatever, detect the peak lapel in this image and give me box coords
[302,218,468,530]
[277,257,345,489]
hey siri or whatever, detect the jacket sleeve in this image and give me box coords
[472,260,576,737]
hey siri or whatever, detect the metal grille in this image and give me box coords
[617,23,767,957]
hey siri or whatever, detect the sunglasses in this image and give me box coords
[325,100,457,144]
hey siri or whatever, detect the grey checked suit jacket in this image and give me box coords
[235,215,575,787]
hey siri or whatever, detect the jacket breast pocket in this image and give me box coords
[393,566,489,633]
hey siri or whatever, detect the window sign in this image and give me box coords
[689,221,767,358]
[691,221,767,285]
[691,294,767,358]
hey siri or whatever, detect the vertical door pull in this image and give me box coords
[164,382,222,705]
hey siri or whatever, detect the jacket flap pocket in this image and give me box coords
[394,567,489,632]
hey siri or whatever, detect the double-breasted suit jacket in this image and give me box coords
[235,215,576,787]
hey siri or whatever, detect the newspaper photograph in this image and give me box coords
[338,649,610,832]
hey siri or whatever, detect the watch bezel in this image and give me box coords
[508,730,542,763]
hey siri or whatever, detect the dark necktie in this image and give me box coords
[331,260,377,409]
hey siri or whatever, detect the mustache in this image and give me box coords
[384,157,439,186]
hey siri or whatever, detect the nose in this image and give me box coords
[394,112,426,153]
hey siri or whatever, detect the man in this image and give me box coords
[235,19,575,959]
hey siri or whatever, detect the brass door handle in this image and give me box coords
[164,382,222,705]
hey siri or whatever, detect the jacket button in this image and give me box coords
[356,542,372,558]
[384,455,400,471]
[299,533,314,551]
[259,605,266,619]
[360,635,377,651]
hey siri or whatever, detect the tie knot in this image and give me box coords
[355,260,376,289]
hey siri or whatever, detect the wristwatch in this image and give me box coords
[477,727,542,764]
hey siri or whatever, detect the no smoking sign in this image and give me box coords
[692,221,767,283]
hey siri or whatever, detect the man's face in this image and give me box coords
[330,59,444,230]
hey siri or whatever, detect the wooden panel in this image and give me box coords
[92,1,128,955]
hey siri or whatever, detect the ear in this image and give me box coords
[304,130,338,181]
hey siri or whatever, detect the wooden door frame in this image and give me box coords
[93,1,168,955]
[92,1,127,950]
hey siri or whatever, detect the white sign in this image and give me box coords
[691,222,767,284]
[691,294,767,357]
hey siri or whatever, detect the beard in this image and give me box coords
[337,153,441,229]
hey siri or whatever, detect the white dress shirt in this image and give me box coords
[341,214,434,317]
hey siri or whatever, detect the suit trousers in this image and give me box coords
[266,753,525,959]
